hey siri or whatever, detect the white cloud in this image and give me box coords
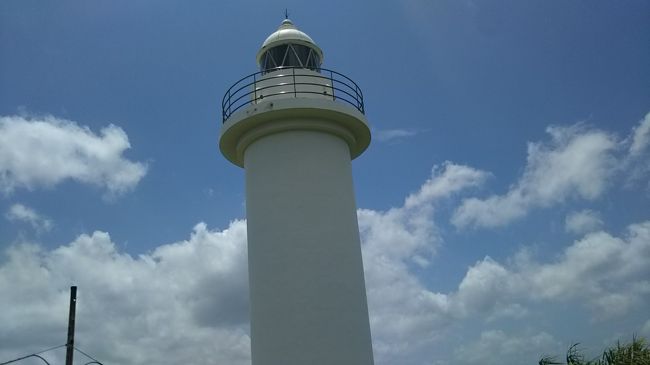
[452,221,650,320]
[445,221,650,363]
[452,124,618,228]
[565,209,603,235]
[0,221,250,365]
[453,257,525,319]
[1,161,648,365]
[453,330,560,365]
[404,162,489,209]
[5,203,52,232]
[0,162,489,365]
[529,223,650,318]
[359,162,488,362]
[360,162,487,266]
[623,112,650,190]
[629,111,650,157]
[0,115,147,196]
[374,128,419,142]
[364,216,650,356]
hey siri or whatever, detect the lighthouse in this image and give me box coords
[220,18,374,365]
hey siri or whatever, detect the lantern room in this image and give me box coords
[256,19,323,73]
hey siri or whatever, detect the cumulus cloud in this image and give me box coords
[364,218,650,362]
[360,162,487,267]
[0,162,490,365]
[359,162,488,362]
[623,112,650,190]
[0,221,250,365]
[453,330,560,365]
[452,124,618,228]
[452,257,524,319]
[529,222,650,317]
[5,203,52,232]
[565,209,603,235]
[629,111,650,157]
[454,221,650,320]
[0,115,147,196]
[1,161,648,365]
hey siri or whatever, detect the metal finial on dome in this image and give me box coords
[279,18,294,28]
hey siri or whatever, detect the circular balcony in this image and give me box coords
[222,67,364,123]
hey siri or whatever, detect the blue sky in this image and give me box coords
[1,1,649,364]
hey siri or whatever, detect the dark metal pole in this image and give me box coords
[65,286,77,365]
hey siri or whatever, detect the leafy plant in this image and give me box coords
[539,336,650,365]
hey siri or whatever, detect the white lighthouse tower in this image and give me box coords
[219,18,374,365]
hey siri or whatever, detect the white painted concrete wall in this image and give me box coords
[244,128,374,365]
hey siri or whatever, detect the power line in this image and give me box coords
[74,346,104,365]
[33,344,66,356]
[0,344,66,365]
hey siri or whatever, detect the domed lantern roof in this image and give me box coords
[256,19,324,73]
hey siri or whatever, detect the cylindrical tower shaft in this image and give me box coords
[245,128,373,365]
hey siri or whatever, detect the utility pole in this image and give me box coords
[65,286,77,365]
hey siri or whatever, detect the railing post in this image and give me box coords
[253,74,257,103]
[330,70,335,101]
[357,85,362,112]
[292,67,297,98]
[226,89,231,121]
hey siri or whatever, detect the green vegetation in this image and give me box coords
[539,336,650,365]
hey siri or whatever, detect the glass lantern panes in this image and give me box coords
[261,43,321,74]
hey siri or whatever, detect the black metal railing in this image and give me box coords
[222,66,364,123]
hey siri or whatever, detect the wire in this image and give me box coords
[0,344,105,365]
[34,344,66,356]
[0,344,65,365]
[74,346,103,364]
